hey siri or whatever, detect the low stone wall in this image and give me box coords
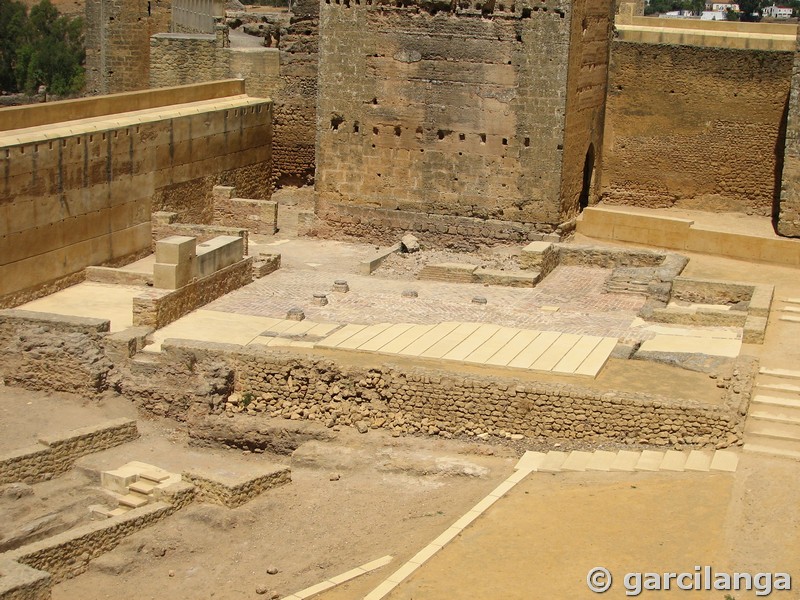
[147,341,746,448]
[654,276,774,344]
[418,263,540,288]
[253,253,281,279]
[152,217,250,257]
[5,502,174,584]
[184,466,291,508]
[309,203,560,251]
[0,311,112,394]
[132,257,254,329]
[0,560,50,600]
[0,419,139,485]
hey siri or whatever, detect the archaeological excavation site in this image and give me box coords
[2,0,800,598]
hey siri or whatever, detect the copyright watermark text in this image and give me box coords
[587,566,792,596]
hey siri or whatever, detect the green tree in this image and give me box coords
[0,0,28,92]
[0,0,85,96]
[738,0,765,21]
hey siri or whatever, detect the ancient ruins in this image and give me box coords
[2,0,800,598]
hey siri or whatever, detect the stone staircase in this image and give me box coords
[743,367,800,460]
[515,448,739,473]
[604,266,653,296]
[90,461,181,519]
[779,297,800,324]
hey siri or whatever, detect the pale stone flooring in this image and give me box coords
[207,266,652,343]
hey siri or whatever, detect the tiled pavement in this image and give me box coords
[208,266,656,344]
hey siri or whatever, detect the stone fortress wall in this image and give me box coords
[0,80,272,308]
[80,0,800,240]
[778,33,800,237]
[601,40,794,217]
[314,0,614,240]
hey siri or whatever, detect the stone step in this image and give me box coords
[749,409,800,425]
[780,316,800,323]
[782,306,800,314]
[516,449,740,473]
[118,493,150,509]
[743,439,800,460]
[139,470,171,484]
[760,368,800,381]
[129,480,157,495]
[684,450,713,472]
[745,420,800,442]
[659,450,688,472]
[635,450,664,472]
[756,383,800,396]
[709,450,739,472]
[751,395,800,412]
[538,451,569,473]
[783,298,800,305]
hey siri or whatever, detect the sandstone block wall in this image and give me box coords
[0,419,139,485]
[132,257,254,329]
[5,502,174,584]
[85,0,172,95]
[778,32,800,237]
[1,88,272,307]
[602,41,793,217]
[315,0,614,239]
[0,560,50,600]
[0,311,112,394]
[149,34,281,100]
[183,467,291,508]
[273,0,319,186]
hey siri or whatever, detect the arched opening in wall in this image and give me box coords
[579,144,595,212]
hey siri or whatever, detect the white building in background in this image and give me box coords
[710,3,739,11]
[763,5,794,18]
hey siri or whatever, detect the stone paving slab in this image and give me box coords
[379,324,435,354]
[507,331,561,369]
[443,324,503,361]
[659,450,688,472]
[336,323,393,350]
[585,450,618,471]
[538,451,569,473]
[313,321,618,377]
[709,450,739,472]
[560,451,594,472]
[552,335,603,374]
[635,450,665,472]
[485,330,542,367]
[575,338,619,377]
[420,323,483,359]
[639,334,742,358]
[531,333,582,371]
[315,324,367,348]
[399,322,461,357]
[610,450,640,472]
[463,327,521,364]
[684,450,713,472]
[359,324,416,352]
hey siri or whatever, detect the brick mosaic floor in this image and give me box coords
[207,265,653,343]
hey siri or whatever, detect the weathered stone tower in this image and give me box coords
[85,0,172,94]
[314,0,615,244]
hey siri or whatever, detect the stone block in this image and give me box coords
[155,236,196,266]
[153,262,191,290]
[195,235,244,279]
